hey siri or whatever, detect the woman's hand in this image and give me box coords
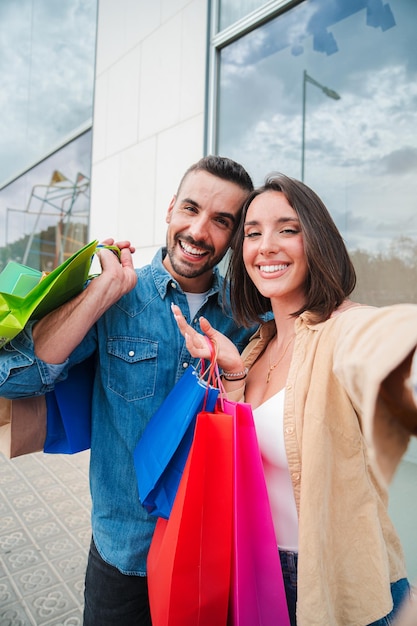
[171,304,245,374]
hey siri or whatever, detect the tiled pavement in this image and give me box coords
[0,450,91,626]
[1,450,416,626]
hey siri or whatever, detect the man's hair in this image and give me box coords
[226,172,357,327]
[177,155,254,195]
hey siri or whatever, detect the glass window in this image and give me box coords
[0,0,97,187]
[218,0,270,31]
[0,130,92,272]
[215,0,417,306]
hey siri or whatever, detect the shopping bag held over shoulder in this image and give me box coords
[0,239,101,349]
[44,355,95,454]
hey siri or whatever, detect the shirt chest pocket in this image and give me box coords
[106,338,158,401]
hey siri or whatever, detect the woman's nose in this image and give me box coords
[259,232,278,254]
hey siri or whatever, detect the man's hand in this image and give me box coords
[91,239,138,304]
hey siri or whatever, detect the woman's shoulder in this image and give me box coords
[330,299,363,317]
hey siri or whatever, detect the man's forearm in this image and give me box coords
[32,244,138,364]
[32,288,103,363]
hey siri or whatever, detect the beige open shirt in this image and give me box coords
[229,304,417,626]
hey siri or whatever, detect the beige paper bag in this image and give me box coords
[0,395,46,458]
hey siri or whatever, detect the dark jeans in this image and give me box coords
[279,550,298,626]
[368,578,410,626]
[279,549,410,626]
[83,538,152,626]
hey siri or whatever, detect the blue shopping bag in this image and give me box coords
[134,364,219,519]
[43,356,95,454]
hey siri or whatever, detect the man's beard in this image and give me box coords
[166,236,223,279]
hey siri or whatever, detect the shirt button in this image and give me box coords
[285,426,294,435]
[182,362,189,368]
[171,282,177,288]
[292,473,300,482]
[128,350,135,357]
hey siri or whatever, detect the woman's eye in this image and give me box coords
[281,228,299,235]
[244,231,261,238]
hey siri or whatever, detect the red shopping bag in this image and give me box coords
[147,408,233,626]
[224,399,291,626]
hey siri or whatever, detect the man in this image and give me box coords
[0,156,255,625]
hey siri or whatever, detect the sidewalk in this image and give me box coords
[0,450,91,625]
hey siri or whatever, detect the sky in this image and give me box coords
[0,0,97,187]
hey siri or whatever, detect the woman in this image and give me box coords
[172,173,417,626]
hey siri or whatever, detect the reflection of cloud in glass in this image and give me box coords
[378,146,417,174]
[221,55,417,178]
[0,0,97,186]
[218,0,417,258]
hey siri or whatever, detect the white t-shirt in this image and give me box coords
[185,291,209,321]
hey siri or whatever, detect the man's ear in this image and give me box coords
[165,195,176,224]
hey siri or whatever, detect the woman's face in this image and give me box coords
[242,190,308,307]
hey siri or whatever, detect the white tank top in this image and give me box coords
[252,388,299,551]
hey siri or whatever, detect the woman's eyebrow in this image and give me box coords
[244,216,299,226]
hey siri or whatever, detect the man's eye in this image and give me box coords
[215,217,231,228]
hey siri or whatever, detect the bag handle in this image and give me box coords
[86,244,122,279]
[95,243,121,259]
[200,336,227,411]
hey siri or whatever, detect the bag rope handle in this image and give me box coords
[87,244,122,279]
[200,336,226,411]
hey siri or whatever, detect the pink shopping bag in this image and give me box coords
[223,398,291,626]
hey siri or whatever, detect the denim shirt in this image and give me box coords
[0,249,254,575]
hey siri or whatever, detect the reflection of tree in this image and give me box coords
[351,236,417,306]
[0,223,88,274]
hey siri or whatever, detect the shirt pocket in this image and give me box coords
[106,337,158,401]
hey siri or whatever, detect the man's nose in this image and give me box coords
[188,215,210,242]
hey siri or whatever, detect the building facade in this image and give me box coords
[1,0,417,579]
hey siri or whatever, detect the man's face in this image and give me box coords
[163,170,248,292]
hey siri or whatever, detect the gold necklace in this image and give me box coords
[266,334,295,383]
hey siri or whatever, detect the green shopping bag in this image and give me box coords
[0,239,99,349]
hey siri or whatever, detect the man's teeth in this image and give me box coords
[180,241,206,256]
[261,264,288,273]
